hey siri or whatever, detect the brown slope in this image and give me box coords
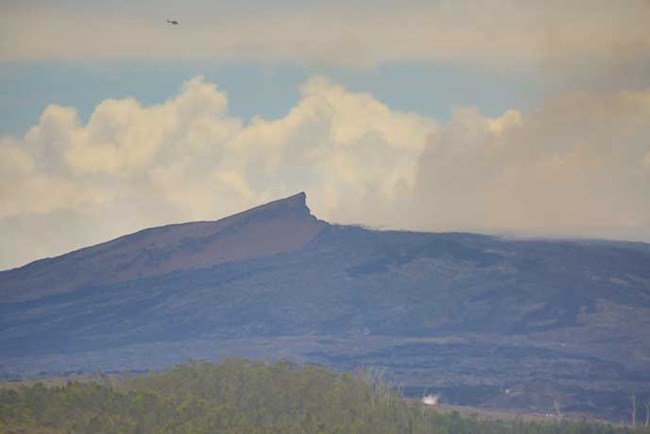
[0,192,326,302]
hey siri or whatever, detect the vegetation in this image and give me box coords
[1,359,647,434]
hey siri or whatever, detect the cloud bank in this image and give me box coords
[3,0,649,72]
[1,76,649,269]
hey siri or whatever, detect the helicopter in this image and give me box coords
[167,19,179,25]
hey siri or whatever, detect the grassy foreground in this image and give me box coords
[1,359,647,434]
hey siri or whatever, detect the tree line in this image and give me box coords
[1,359,648,433]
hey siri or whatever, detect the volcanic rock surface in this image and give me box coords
[0,192,324,302]
[1,193,649,423]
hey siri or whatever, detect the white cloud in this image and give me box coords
[0,76,434,268]
[1,76,649,270]
[410,90,650,239]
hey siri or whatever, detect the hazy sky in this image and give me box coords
[1,0,649,269]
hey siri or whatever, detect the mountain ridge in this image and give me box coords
[0,192,325,302]
[1,192,649,422]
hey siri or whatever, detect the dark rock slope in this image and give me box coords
[1,193,649,422]
[0,192,324,302]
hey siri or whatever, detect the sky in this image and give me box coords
[1,0,649,270]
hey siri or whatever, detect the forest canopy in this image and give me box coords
[0,359,647,434]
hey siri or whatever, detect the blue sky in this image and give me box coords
[1,0,648,269]
[1,60,539,136]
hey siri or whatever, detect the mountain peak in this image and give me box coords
[224,192,311,222]
[0,192,326,302]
